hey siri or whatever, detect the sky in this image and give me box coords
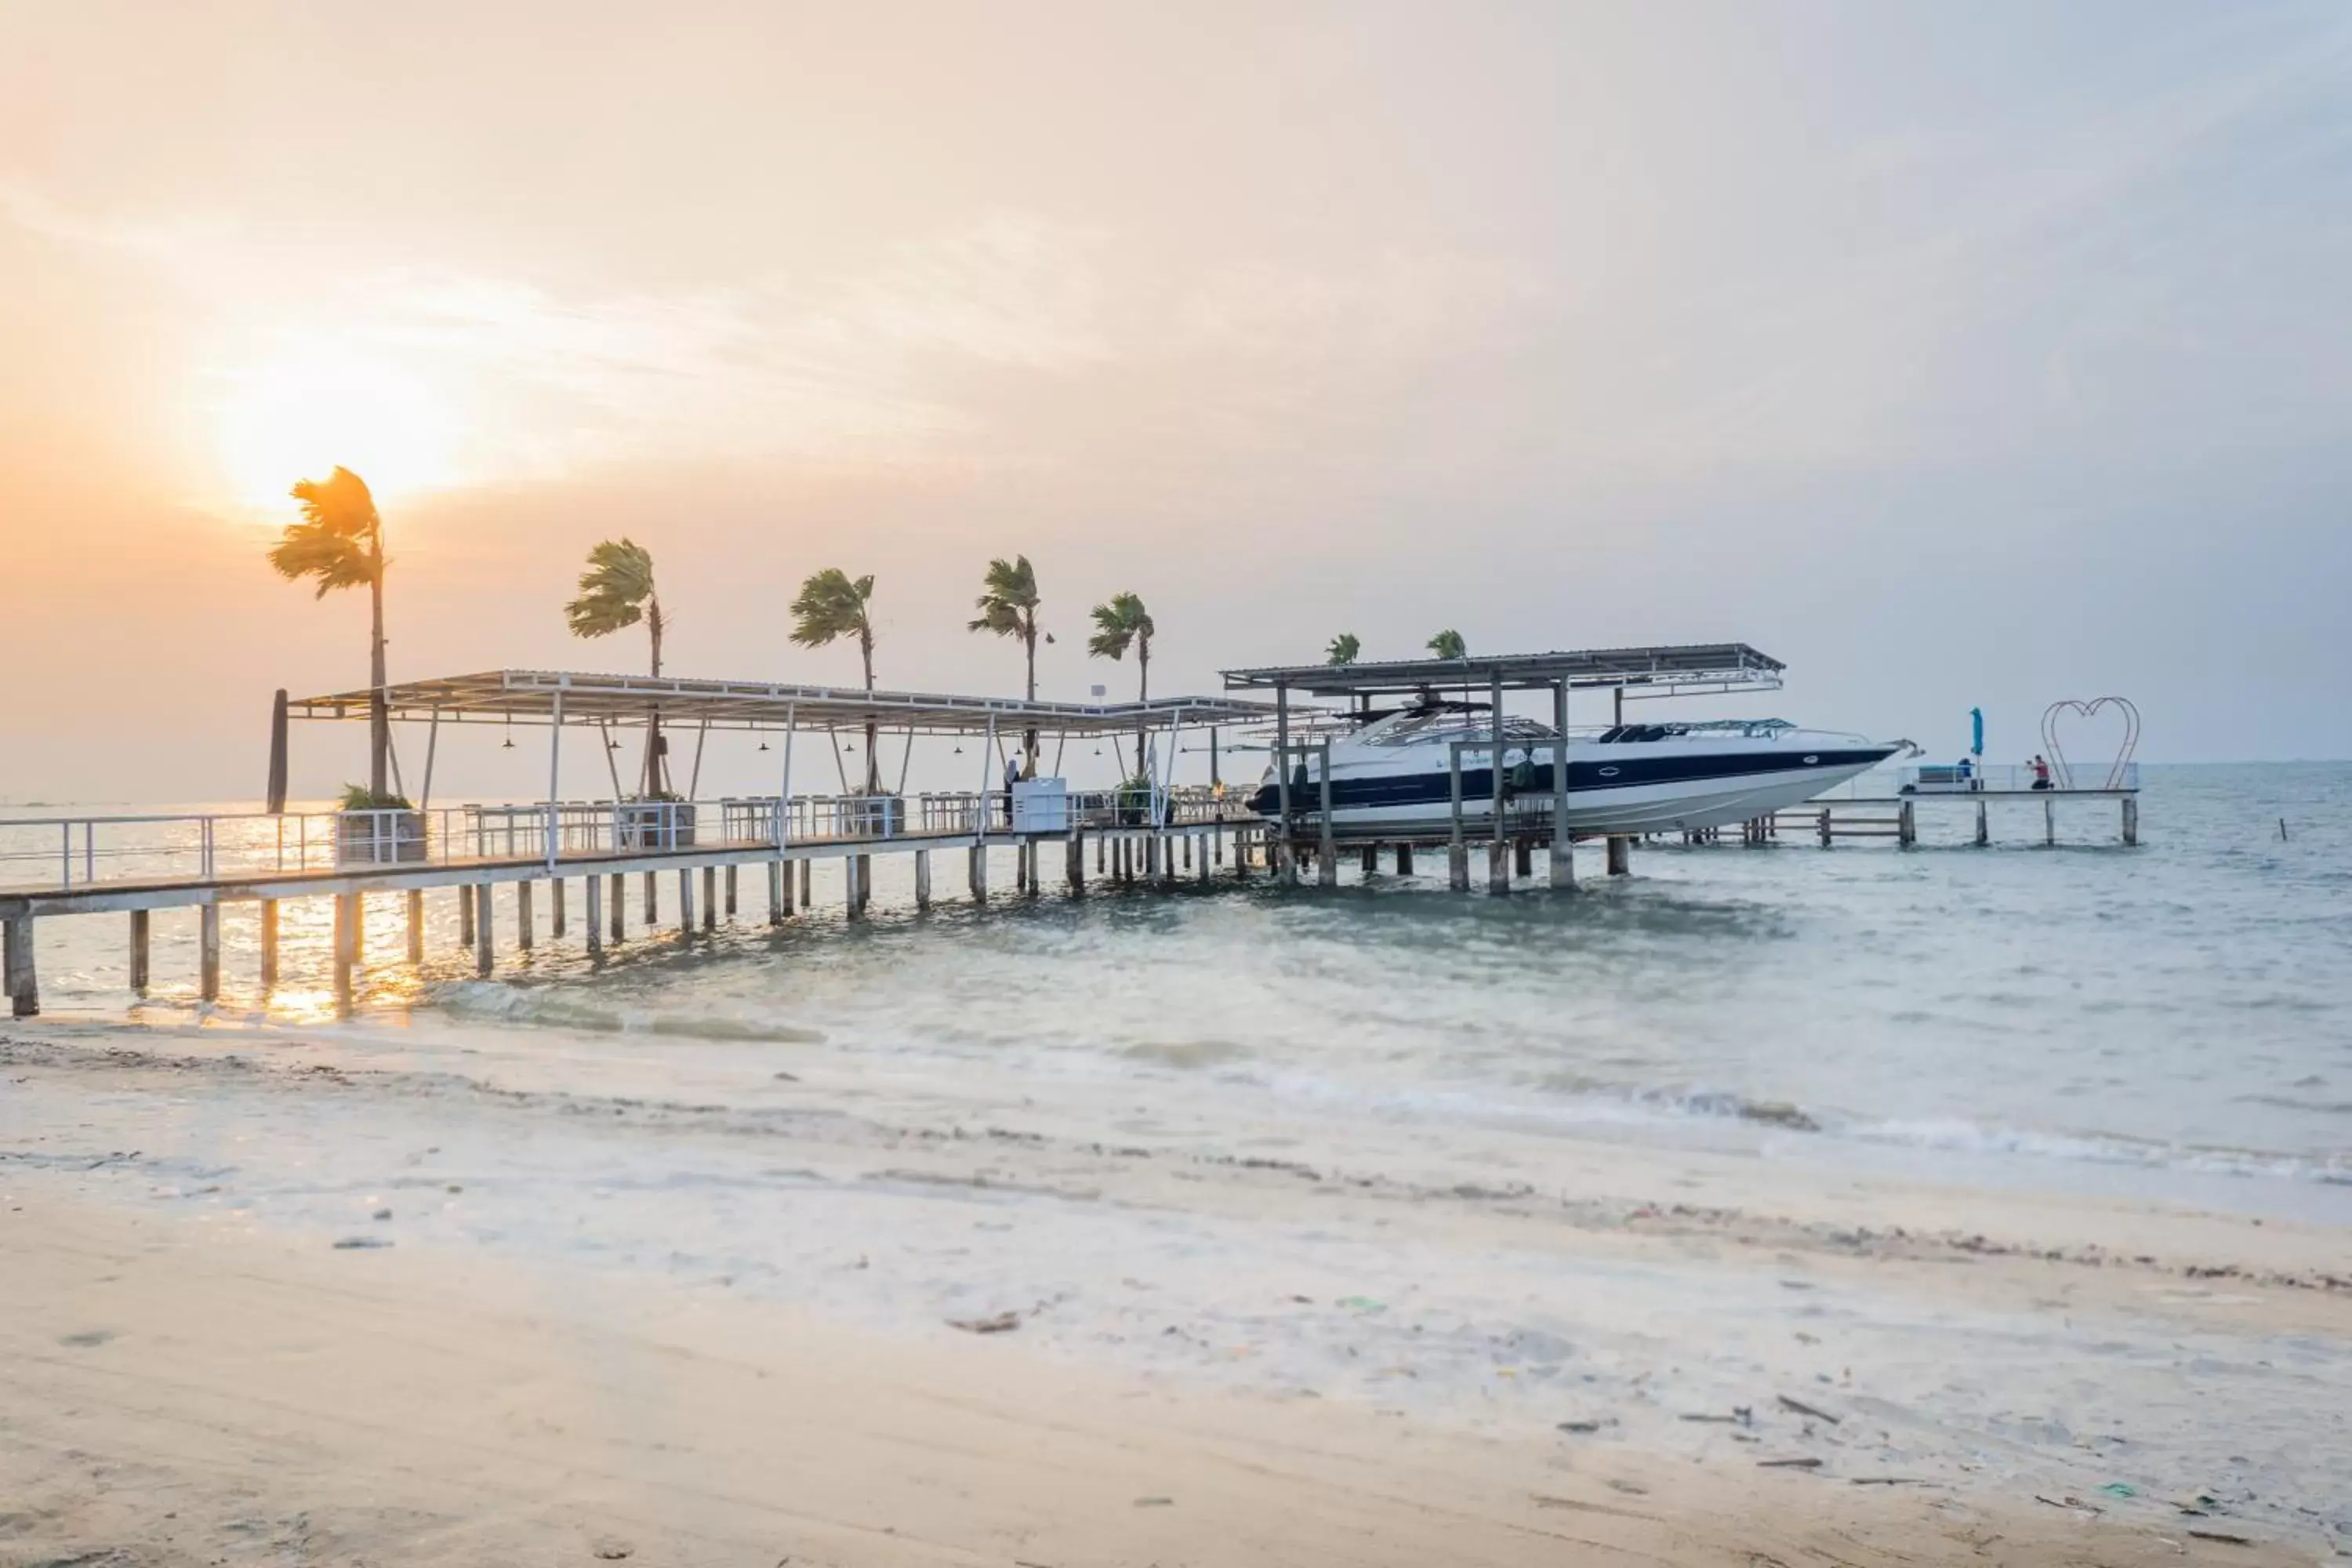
[3,1,2349,803]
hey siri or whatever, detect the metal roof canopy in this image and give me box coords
[288,670,1278,737]
[1219,643,1785,701]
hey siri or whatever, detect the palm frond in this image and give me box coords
[268,466,382,598]
[790,567,874,648]
[1326,633,1361,666]
[1426,629,1467,659]
[1087,592,1152,661]
[566,538,656,639]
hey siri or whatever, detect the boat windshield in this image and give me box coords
[1595,719,1796,743]
[1366,710,1561,748]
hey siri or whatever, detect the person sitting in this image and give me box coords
[1956,756,1976,790]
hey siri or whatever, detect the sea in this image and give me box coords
[10,761,2350,1221]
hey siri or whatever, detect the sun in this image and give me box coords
[213,354,459,514]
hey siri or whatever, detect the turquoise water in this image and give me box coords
[20,763,2352,1209]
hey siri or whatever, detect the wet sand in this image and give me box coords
[3,1022,2348,1563]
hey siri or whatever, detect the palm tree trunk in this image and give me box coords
[368,546,389,800]
[1022,622,1037,777]
[644,602,665,797]
[861,633,879,794]
[1134,641,1149,785]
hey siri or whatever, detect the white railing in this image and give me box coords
[1895,761,2140,794]
[0,787,1265,898]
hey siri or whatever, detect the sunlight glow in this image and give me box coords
[213,354,459,513]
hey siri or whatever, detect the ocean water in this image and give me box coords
[15,762,2352,1214]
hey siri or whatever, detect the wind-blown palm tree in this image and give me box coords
[565,539,667,796]
[970,555,1044,775]
[1087,592,1155,777]
[792,568,880,792]
[1326,632,1361,666]
[1426,629,1467,659]
[269,466,393,803]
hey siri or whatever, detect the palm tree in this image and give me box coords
[791,568,880,792]
[970,555,1044,774]
[1326,632,1361,666]
[1087,592,1155,777]
[269,466,393,802]
[1427,629,1467,660]
[565,539,667,796]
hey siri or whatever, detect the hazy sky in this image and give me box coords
[4,1,2349,801]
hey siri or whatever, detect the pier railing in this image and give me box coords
[0,788,1262,898]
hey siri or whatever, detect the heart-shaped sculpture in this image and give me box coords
[2040,698,2140,790]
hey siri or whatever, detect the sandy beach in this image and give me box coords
[5,1019,2347,1566]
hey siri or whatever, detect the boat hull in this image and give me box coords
[1247,747,1894,841]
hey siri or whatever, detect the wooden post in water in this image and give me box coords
[407,889,425,961]
[550,879,566,939]
[1232,827,1249,881]
[609,873,626,941]
[1317,741,1338,888]
[331,894,356,1005]
[677,868,695,931]
[517,880,534,951]
[2122,795,2138,846]
[1606,835,1632,877]
[1448,742,1469,892]
[1975,799,1990,848]
[844,856,862,920]
[702,865,717,931]
[1360,844,1377,876]
[798,858,812,909]
[2,916,35,1018]
[199,904,221,1002]
[1396,842,1414,876]
[1897,799,1917,848]
[474,884,493,977]
[724,864,738,918]
[915,849,933,909]
[855,855,873,913]
[1065,834,1084,895]
[643,872,658,925]
[585,873,603,958]
[1514,840,1534,877]
[1198,833,1210,884]
[968,844,988,903]
[260,900,280,989]
[1550,684,1574,891]
[456,885,474,948]
[2045,795,2056,847]
[129,909,151,995]
[350,894,364,963]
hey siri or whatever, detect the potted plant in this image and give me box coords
[336,784,426,866]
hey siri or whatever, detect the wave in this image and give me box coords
[432,982,826,1044]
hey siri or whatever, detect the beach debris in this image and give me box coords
[1606,1479,1649,1497]
[1335,1295,1387,1313]
[372,1207,393,1221]
[591,1539,634,1559]
[1777,1395,1841,1425]
[1679,1405,1755,1426]
[1132,1496,1174,1508]
[1555,1418,1615,1435]
[2034,1494,2102,1514]
[1757,1457,1824,1470]
[445,1183,463,1193]
[59,1329,114,1348]
[1849,1477,1934,1487]
[2187,1530,2253,1546]
[948,1309,1024,1334]
[773,1070,800,1080]
[2099,1483,2140,1499]
[331,1236,392,1250]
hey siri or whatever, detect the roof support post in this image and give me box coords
[1551,679,1574,890]
[1448,742,1468,892]
[1317,739,1336,887]
[545,690,564,875]
[1490,668,1509,895]
[1275,683,1294,886]
[420,707,441,811]
[978,712,996,840]
[775,703,797,850]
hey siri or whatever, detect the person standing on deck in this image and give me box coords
[1003,754,1020,825]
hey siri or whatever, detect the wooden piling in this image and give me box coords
[1232,828,1249,880]
[854,855,872,913]
[1448,743,1469,891]
[407,889,425,962]
[1360,844,1377,877]
[2122,796,2138,846]
[1606,835,1632,877]
[1514,840,1533,878]
[350,894,363,963]
[2,915,34,1018]
[1184,835,1193,871]
[331,894,355,1004]
[1897,799,1917,848]
[678,868,695,931]
[969,844,988,903]
[1975,800,1990,848]
[260,899,280,989]
[474,883,493,977]
[457,884,474,947]
[916,849,934,909]
[798,858,812,908]
[1065,833,1084,895]
[199,904,221,1001]
[2045,795,2056,847]
[1317,742,1338,888]
[1488,840,1511,895]
[767,860,786,924]
[702,865,717,931]
[643,871,658,925]
[517,880,534,950]
[724,863,738,917]
[550,879,566,938]
[1396,842,1414,876]
[129,909,151,995]
[1197,833,1210,884]
[609,873,626,942]
[1549,684,1573,891]
[585,873,604,958]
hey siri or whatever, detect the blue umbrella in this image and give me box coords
[1970,707,1984,757]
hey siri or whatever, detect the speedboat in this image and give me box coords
[1247,704,1901,840]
